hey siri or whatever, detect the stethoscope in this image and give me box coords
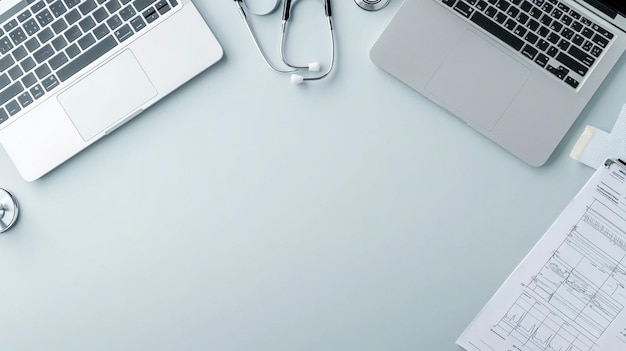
[235,0,335,84]
[354,0,389,11]
[0,188,18,233]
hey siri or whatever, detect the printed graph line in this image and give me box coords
[495,293,596,351]
[525,200,626,340]
[492,198,626,351]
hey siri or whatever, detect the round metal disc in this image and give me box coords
[0,188,18,233]
[354,0,390,11]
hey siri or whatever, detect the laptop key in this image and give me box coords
[20,57,36,72]
[470,12,524,51]
[64,25,82,42]
[0,56,14,72]
[495,0,510,11]
[52,36,68,51]
[78,33,96,50]
[565,75,579,88]
[79,0,97,15]
[546,64,567,79]
[5,100,21,116]
[24,38,40,52]
[592,34,609,48]
[50,0,68,17]
[9,28,27,46]
[130,16,146,32]
[0,108,7,124]
[17,10,32,23]
[560,14,572,26]
[535,53,549,67]
[4,20,18,33]
[556,51,588,76]
[37,28,54,44]
[93,8,108,23]
[8,66,23,80]
[31,1,46,14]
[93,24,110,39]
[521,44,538,59]
[0,37,14,54]
[581,27,593,38]
[120,6,137,21]
[50,18,67,34]
[64,0,81,9]
[485,6,497,18]
[546,45,557,57]
[494,12,507,24]
[133,0,158,12]
[34,44,54,63]
[525,32,538,44]
[590,45,602,57]
[65,43,80,58]
[65,9,81,25]
[143,8,159,23]
[21,72,37,87]
[34,64,51,79]
[49,52,68,70]
[0,82,24,106]
[453,1,473,17]
[568,45,594,66]
[0,74,10,90]
[529,6,542,19]
[106,0,122,13]
[57,35,117,82]
[12,46,27,61]
[17,92,33,108]
[79,17,96,32]
[30,84,44,99]
[155,0,170,14]
[107,15,123,30]
[114,24,134,41]
[23,19,40,36]
[42,75,59,92]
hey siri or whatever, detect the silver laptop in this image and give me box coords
[371,0,626,166]
[0,0,223,181]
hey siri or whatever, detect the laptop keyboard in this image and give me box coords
[0,0,180,126]
[438,0,615,90]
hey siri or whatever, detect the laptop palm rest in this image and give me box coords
[58,50,157,141]
[425,30,530,131]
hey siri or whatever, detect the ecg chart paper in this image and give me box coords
[457,159,626,351]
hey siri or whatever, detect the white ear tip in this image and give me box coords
[291,74,304,84]
[308,62,321,71]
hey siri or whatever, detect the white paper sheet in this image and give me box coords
[457,159,626,351]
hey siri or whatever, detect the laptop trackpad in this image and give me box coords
[58,50,157,141]
[425,30,530,131]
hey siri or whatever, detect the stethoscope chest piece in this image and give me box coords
[0,188,18,233]
[354,0,390,11]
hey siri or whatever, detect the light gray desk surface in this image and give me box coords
[1,1,626,350]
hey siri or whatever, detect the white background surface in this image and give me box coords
[1,0,625,350]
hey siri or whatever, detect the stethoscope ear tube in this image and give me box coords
[282,0,292,21]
